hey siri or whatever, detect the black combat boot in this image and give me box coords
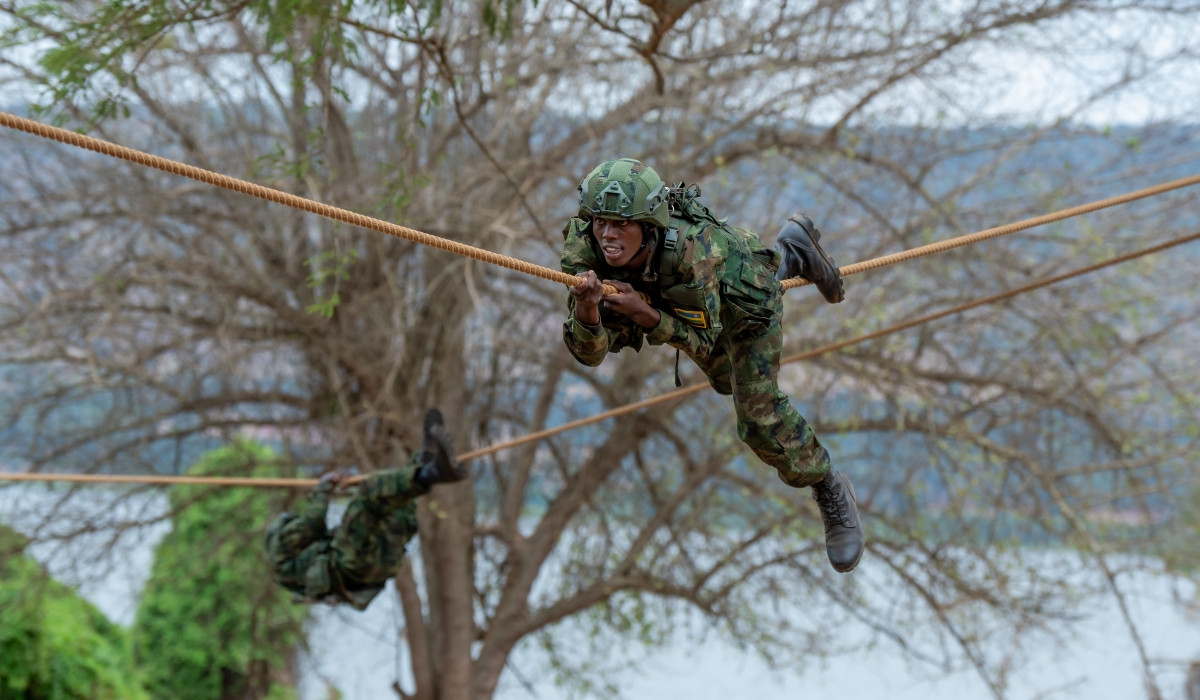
[774,214,845,304]
[414,409,466,489]
[811,470,864,573]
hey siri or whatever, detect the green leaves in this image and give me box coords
[14,1,202,126]
[481,0,521,39]
[305,248,359,318]
[0,524,149,699]
[2,0,526,125]
[132,441,306,700]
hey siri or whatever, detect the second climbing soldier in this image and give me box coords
[264,409,466,608]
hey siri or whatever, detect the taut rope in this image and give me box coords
[6,230,1196,488]
[4,111,1197,297]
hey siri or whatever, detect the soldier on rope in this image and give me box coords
[264,409,465,608]
[561,158,864,572]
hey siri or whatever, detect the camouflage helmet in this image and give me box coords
[577,158,670,229]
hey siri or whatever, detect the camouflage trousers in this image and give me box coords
[330,467,423,591]
[690,316,832,488]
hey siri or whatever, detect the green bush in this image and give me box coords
[0,524,148,700]
[132,441,308,700]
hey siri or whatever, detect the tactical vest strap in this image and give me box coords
[658,221,718,286]
[658,225,681,286]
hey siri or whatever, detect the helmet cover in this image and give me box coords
[576,158,670,229]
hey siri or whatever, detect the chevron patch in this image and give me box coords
[674,307,708,329]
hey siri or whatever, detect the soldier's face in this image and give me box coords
[594,217,644,267]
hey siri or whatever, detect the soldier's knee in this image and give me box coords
[735,376,784,398]
[732,375,785,411]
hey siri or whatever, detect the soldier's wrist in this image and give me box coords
[644,311,676,344]
[574,306,601,328]
[632,307,661,329]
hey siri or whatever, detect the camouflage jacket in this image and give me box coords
[561,198,783,364]
[265,487,341,603]
[264,463,425,610]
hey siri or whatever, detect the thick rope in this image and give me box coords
[781,174,1200,289]
[6,230,1196,488]
[0,111,619,295]
[4,111,1198,298]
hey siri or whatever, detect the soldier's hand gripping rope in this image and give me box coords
[316,469,349,492]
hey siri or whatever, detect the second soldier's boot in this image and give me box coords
[414,408,466,489]
[811,470,864,573]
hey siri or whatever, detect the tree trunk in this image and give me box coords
[395,563,435,700]
[1186,662,1200,700]
[428,480,475,700]
[411,247,474,699]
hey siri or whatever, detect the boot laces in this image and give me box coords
[815,477,848,526]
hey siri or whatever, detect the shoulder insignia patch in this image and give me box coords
[674,307,708,328]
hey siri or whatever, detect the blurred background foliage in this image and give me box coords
[133,441,305,700]
[0,524,148,700]
[0,443,304,700]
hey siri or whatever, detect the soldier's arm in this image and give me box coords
[561,218,641,366]
[645,234,727,358]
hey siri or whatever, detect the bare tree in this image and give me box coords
[3,1,1200,698]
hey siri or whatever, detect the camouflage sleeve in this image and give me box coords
[645,227,727,358]
[271,490,329,561]
[357,451,431,505]
[563,304,613,367]
[560,217,643,366]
